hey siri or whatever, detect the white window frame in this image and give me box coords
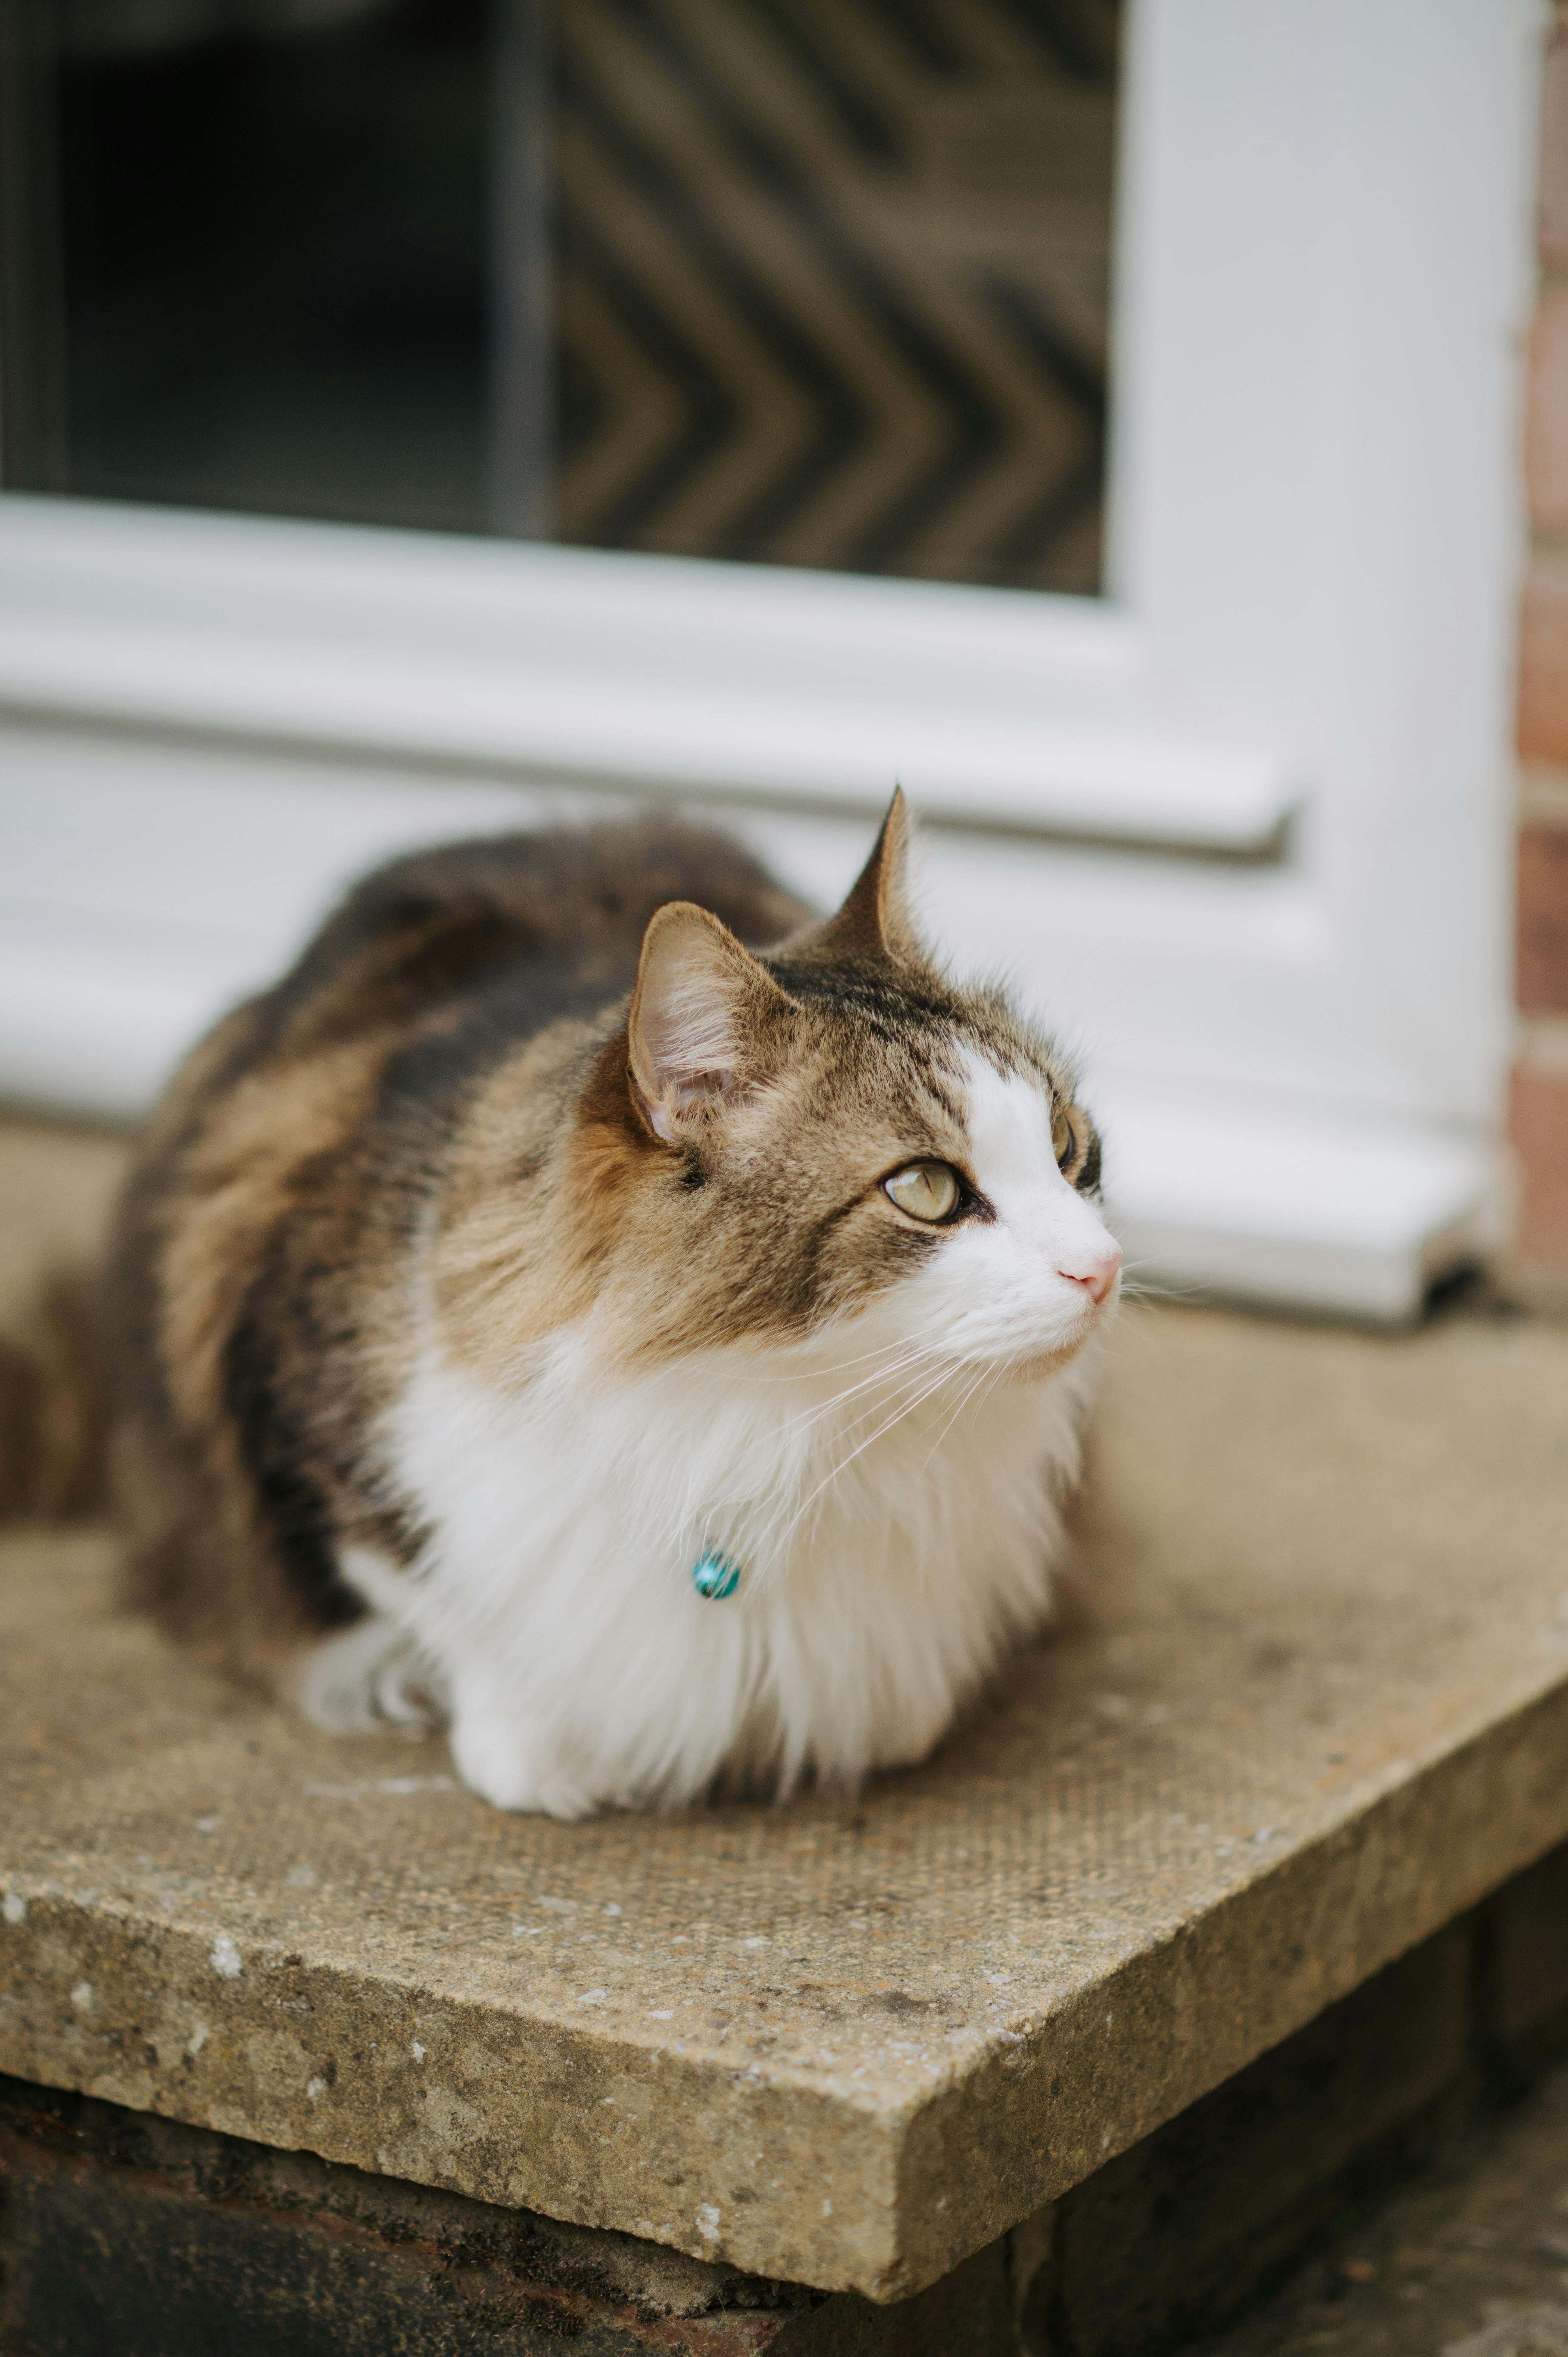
[0,0,1543,1319]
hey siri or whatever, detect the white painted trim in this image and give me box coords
[0,0,1541,1318]
[0,496,1296,855]
[1096,1077,1499,1325]
[0,747,1493,1323]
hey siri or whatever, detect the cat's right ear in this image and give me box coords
[627,902,791,1143]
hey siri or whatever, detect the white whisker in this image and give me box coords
[769,1357,962,1551]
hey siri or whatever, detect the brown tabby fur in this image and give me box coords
[45,800,1101,1714]
[99,821,819,1684]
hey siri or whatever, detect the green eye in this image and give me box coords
[1052,1103,1079,1171]
[883,1161,962,1223]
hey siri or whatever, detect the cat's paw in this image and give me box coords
[293,1616,441,1737]
[448,1702,597,1819]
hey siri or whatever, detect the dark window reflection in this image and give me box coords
[1,0,1119,593]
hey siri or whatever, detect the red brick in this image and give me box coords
[1510,1058,1568,1271]
[1518,555,1568,765]
[1519,827,1568,1011]
[1542,21,1568,269]
[1527,289,1568,534]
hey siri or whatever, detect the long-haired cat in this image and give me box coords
[91,793,1120,1815]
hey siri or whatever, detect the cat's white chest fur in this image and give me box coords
[314,1318,1098,1816]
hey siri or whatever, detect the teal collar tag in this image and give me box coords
[692,1550,742,1601]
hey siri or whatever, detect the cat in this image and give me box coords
[88,791,1120,1816]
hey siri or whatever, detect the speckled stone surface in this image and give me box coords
[3,1119,1568,2301]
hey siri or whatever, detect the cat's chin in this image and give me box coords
[990,1336,1097,1387]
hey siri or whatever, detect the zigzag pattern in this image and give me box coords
[549,0,1118,594]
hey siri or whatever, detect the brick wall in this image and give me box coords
[1513,1,1568,1310]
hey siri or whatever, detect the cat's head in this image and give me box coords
[580,793,1120,1378]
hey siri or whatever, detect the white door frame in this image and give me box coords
[0,0,1543,1318]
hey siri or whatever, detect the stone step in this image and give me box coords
[8,1852,1568,2353]
[3,1116,1568,2349]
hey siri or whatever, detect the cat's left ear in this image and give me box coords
[811,787,922,964]
[628,901,793,1142]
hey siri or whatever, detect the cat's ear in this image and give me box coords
[627,902,791,1142]
[811,788,921,963]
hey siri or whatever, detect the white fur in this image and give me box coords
[291,1593,444,1737]
[299,1055,1121,1815]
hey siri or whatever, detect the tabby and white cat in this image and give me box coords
[101,794,1119,1815]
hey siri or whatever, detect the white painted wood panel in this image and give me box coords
[0,0,1540,1317]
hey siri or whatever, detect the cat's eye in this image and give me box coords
[1052,1104,1079,1171]
[883,1161,962,1223]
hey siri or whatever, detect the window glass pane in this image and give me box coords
[1,0,1119,593]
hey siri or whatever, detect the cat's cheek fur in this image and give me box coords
[897,1054,1122,1368]
[302,1321,1102,1816]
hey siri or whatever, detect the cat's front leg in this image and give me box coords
[447,1660,597,1819]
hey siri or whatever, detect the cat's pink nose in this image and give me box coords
[1058,1246,1122,1306]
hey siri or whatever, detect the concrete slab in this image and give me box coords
[2,1120,1568,2300]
